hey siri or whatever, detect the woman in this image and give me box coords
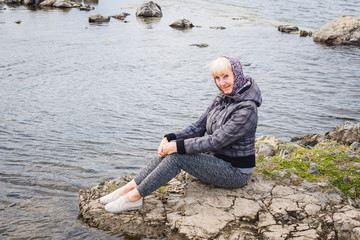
[100,56,262,214]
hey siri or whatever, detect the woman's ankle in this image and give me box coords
[124,189,142,202]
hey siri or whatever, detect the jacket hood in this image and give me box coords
[218,78,262,107]
[223,56,252,96]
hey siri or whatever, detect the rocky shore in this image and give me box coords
[78,122,360,239]
[3,0,359,46]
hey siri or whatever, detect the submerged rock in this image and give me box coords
[210,26,226,30]
[136,1,162,18]
[170,18,194,29]
[88,14,110,23]
[313,16,360,46]
[278,25,299,33]
[189,43,209,48]
[111,12,130,20]
[78,172,360,240]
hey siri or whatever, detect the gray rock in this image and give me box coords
[170,18,194,29]
[257,143,275,157]
[53,0,72,8]
[300,30,309,37]
[326,121,360,145]
[189,43,209,48]
[299,133,328,147]
[39,0,55,7]
[350,141,360,150]
[23,0,35,5]
[79,173,360,239]
[278,25,299,33]
[88,14,110,23]
[210,26,226,30]
[136,1,162,18]
[313,16,360,46]
[309,162,321,175]
[111,12,130,20]
[79,4,94,11]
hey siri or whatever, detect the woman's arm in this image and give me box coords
[180,102,258,154]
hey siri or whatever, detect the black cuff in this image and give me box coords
[176,140,186,154]
[164,133,176,142]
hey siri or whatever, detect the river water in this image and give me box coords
[0,0,359,239]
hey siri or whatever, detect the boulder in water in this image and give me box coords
[313,16,360,46]
[136,1,162,18]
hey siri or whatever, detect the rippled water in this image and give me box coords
[1,0,360,239]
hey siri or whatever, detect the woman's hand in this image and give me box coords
[158,137,169,158]
[161,142,177,156]
[158,138,177,157]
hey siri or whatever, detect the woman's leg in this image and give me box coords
[136,153,252,197]
[133,156,163,186]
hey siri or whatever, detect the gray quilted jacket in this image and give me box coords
[174,79,262,158]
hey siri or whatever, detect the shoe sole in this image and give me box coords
[105,204,143,214]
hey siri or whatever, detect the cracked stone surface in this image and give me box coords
[78,173,360,239]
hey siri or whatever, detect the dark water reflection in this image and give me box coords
[0,0,359,239]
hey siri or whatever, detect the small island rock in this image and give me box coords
[170,18,194,29]
[136,1,162,18]
[278,25,299,33]
[111,12,130,20]
[313,16,360,46]
[88,14,110,23]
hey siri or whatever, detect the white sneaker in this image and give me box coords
[105,196,143,214]
[99,188,124,205]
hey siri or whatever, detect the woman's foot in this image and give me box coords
[99,188,125,205]
[99,179,138,204]
[105,196,143,214]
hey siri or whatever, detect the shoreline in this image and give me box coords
[78,122,360,239]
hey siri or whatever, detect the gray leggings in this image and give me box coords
[133,153,253,197]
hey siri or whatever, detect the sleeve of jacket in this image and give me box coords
[182,102,257,154]
[173,100,216,140]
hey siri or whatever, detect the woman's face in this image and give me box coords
[214,69,234,94]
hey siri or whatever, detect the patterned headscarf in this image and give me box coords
[223,56,252,96]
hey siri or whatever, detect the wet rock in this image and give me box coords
[326,121,360,145]
[53,0,72,8]
[39,0,55,7]
[5,0,22,3]
[299,133,328,147]
[189,43,209,48]
[313,16,360,46]
[299,30,309,37]
[23,0,35,5]
[170,18,194,29]
[210,26,226,30]
[79,4,94,11]
[278,25,299,33]
[136,1,162,18]
[88,14,110,23]
[79,172,359,239]
[111,12,130,20]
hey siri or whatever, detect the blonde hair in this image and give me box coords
[209,57,233,78]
